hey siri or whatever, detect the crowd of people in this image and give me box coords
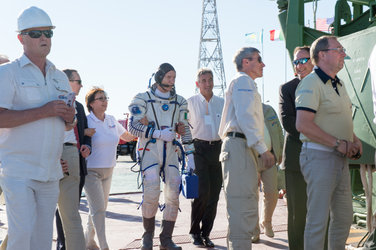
[1,4,376,250]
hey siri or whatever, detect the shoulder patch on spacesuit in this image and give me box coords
[131,106,142,115]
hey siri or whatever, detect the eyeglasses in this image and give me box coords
[322,47,346,53]
[293,57,310,66]
[246,56,263,63]
[94,97,109,102]
[70,79,82,85]
[20,30,53,39]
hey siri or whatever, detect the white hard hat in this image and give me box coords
[17,6,55,32]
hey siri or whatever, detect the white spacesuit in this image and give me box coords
[128,63,194,250]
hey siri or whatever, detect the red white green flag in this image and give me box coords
[269,29,284,41]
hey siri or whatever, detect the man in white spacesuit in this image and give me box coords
[128,63,195,250]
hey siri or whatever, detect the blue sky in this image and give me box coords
[0,0,336,119]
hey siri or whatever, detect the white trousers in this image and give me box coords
[140,141,181,221]
[84,167,114,250]
[0,176,59,250]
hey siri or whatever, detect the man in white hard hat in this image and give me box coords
[0,6,75,250]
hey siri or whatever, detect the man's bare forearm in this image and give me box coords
[0,107,50,128]
[0,100,73,128]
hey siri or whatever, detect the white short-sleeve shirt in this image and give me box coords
[86,112,126,169]
[0,54,71,181]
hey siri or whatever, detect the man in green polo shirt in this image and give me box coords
[295,35,362,249]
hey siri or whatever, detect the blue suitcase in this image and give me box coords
[181,172,199,199]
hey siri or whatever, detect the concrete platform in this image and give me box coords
[0,155,370,249]
[116,191,288,250]
[0,189,370,249]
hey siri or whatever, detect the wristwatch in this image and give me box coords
[66,116,77,126]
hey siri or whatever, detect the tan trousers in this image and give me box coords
[84,167,114,250]
[220,136,259,250]
[57,144,85,250]
[254,164,279,235]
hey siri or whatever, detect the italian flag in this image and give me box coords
[269,29,284,41]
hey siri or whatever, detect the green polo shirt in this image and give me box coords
[295,67,353,143]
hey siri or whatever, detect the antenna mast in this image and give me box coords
[198,0,226,96]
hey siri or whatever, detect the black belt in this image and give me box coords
[64,142,77,147]
[226,132,246,139]
[194,139,222,145]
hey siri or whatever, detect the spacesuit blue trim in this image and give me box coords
[159,203,165,212]
[168,164,179,171]
[135,137,158,210]
[145,126,151,138]
[143,163,159,172]
[129,116,147,138]
[131,136,156,190]
[146,99,179,106]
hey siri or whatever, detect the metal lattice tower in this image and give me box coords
[198,0,226,96]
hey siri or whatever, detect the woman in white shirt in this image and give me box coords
[84,87,134,250]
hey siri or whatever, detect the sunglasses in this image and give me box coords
[70,79,82,85]
[293,57,310,66]
[21,30,53,39]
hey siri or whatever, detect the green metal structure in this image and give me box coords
[277,0,376,225]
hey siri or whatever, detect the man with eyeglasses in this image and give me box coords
[295,35,362,249]
[55,69,94,250]
[218,47,275,249]
[0,6,75,249]
[279,46,313,249]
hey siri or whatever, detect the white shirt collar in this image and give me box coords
[19,53,55,71]
[89,111,107,123]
